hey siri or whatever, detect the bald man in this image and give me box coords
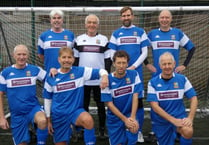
[145,9,195,77]
[144,10,196,142]
[0,44,48,145]
[147,52,198,145]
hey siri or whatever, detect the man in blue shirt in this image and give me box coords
[144,9,196,142]
[101,50,142,145]
[0,44,48,145]
[108,6,150,142]
[43,46,108,145]
[38,9,75,73]
[145,9,195,77]
[147,52,198,145]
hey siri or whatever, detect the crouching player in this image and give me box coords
[101,50,143,145]
[147,52,198,145]
[43,46,108,145]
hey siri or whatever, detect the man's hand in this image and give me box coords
[47,118,54,135]
[127,65,136,70]
[146,64,157,73]
[100,75,109,89]
[0,117,9,130]
[49,68,58,77]
[125,117,139,133]
[182,117,193,127]
[172,118,184,127]
[175,65,186,73]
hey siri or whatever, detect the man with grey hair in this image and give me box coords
[38,9,75,73]
[147,52,198,145]
[144,9,195,142]
[0,44,48,145]
[73,14,112,140]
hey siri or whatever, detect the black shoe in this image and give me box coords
[175,132,180,142]
[71,132,78,142]
[98,128,108,140]
[77,130,84,140]
[146,132,157,143]
[71,126,81,143]
[98,131,108,140]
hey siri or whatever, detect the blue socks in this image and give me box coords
[84,128,96,145]
[180,136,192,145]
[36,128,48,145]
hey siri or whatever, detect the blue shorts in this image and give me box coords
[136,107,144,132]
[52,108,85,143]
[11,105,43,145]
[153,123,177,145]
[107,118,138,145]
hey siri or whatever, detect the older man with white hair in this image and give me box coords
[147,52,198,145]
[73,14,111,139]
[38,9,75,73]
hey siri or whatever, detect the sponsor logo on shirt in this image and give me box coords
[12,78,32,86]
[120,37,137,44]
[159,91,178,99]
[83,46,100,52]
[56,82,76,91]
[114,86,132,97]
[157,42,174,48]
[50,42,67,47]
[48,35,52,38]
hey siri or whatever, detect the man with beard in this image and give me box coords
[108,6,150,143]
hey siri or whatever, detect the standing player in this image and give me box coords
[144,9,196,141]
[37,9,75,73]
[145,9,195,77]
[0,44,48,145]
[101,50,142,145]
[108,6,150,143]
[147,52,198,145]
[73,14,111,139]
[43,46,108,145]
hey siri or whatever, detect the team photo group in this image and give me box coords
[0,6,198,145]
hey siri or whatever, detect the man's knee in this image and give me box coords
[35,112,47,129]
[83,116,94,129]
[179,126,193,139]
[77,112,94,129]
